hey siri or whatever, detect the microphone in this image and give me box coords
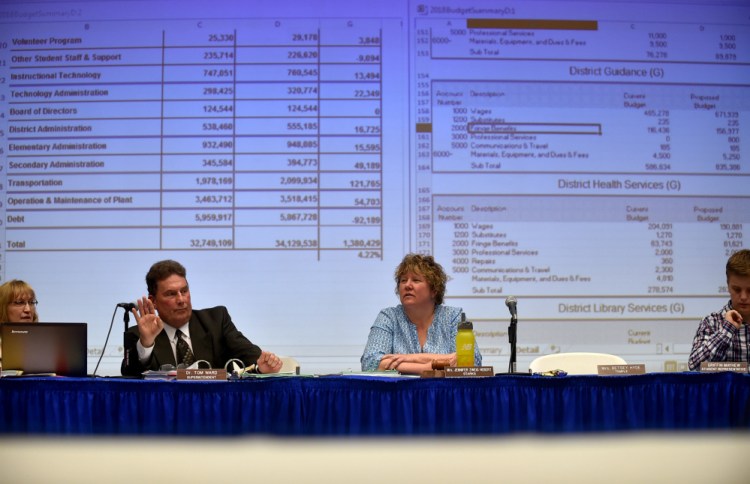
[118,302,137,328]
[505,296,518,320]
[117,302,137,311]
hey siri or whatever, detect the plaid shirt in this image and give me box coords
[688,300,750,370]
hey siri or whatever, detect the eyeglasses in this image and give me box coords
[10,300,38,308]
[160,361,209,372]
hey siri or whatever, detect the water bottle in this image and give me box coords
[456,313,475,367]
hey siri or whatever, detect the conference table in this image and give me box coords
[1,372,748,436]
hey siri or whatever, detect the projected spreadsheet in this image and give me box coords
[1,0,749,375]
[5,19,385,258]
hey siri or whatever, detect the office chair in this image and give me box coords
[279,356,301,375]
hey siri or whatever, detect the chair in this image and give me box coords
[279,356,301,375]
[528,352,626,375]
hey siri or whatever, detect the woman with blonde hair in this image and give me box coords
[0,279,39,323]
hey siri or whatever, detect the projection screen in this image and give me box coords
[1,0,748,375]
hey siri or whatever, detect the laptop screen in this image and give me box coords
[1,322,87,376]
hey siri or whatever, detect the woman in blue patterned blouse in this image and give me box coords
[361,253,481,374]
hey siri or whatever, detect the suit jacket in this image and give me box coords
[121,305,262,377]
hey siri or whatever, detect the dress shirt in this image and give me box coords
[137,323,191,364]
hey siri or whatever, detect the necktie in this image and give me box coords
[175,330,195,366]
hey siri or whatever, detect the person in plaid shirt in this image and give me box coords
[689,249,750,370]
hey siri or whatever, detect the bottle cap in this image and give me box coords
[458,320,473,330]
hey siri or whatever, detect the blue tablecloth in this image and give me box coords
[1,372,748,435]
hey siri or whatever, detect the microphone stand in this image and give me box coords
[123,309,130,369]
[508,314,518,373]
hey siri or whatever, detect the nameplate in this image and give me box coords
[699,361,749,373]
[444,366,495,377]
[176,369,227,380]
[597,364,646,375]
[420,370,445,378]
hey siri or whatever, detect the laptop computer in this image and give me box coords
[1,322,87,376]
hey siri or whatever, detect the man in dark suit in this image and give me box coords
[121,259,282,377]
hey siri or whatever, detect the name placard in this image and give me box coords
[444,366,495,378]
[597,364,646,375]
[699,361,749,373]
[420,370,445,378]
[176,369,227,380]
